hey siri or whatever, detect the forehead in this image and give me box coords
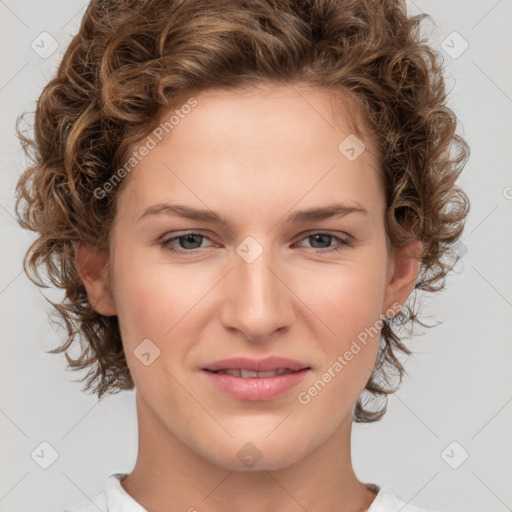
[160,82,378,155]
[115,83,384,224]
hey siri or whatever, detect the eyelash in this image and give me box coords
[159,231,352,256]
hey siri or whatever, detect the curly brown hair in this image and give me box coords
[14,0,470,422]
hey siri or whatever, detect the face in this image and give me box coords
[77,82,420,471]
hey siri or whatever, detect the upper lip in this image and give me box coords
[202,356,311,372]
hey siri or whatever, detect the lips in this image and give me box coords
[202,366,311,401]
[202,356,311,373]
[212,368,294,378]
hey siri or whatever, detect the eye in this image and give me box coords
[292,232,352,253]
[159,231,351,256]
[160,232,214,254]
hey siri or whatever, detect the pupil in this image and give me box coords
[311,234,330,248]
[181,234,202,249]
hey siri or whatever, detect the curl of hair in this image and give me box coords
[15,0,470,422]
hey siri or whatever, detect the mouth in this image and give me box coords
[201,367,311,401]
[202,355,311,374]
[203,368,310,378]
[200,356,311,400]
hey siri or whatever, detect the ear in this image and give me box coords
[382,240,423,318]
[72,241,117,316]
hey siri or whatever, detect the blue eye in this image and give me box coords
[159,231,351,256]
[159,233,212,255]
[294,232,350,251]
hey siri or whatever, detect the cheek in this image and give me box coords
[111,246,216,368]
[294,259,386,391]
[110,242,179,344]
[111,256,187,403]
[299,258,387,336]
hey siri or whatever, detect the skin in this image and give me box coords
[75,82,422,512]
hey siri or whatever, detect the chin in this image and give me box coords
[198,433,313,472]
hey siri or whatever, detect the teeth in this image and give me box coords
[217,368,291,378]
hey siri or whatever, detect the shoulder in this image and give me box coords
[52,473,147,512]
[51,492,107,512]
[51,487,109,512]
[368,484,443,512]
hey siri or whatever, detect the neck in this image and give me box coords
[121,392,378,512]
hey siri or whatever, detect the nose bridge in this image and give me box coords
[221,236,293,341]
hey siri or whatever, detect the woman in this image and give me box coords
[15,0,470,510]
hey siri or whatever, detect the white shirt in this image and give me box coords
[58,473,438,512]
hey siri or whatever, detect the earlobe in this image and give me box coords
[382,240,423,318]
[72,241,117,316]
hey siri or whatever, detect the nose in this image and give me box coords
[219,241,295,343]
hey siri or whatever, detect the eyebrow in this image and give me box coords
[137,201,368,227]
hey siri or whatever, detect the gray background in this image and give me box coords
[1,1,511,511]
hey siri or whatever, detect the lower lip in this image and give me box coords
[202,369,310,401]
